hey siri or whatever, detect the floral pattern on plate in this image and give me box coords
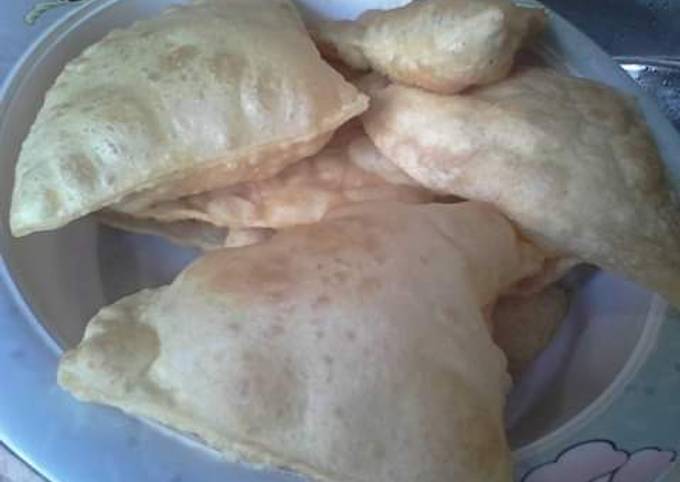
[524,440,676,482]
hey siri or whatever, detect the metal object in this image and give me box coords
[619,57,680,132]
[0,1,679,482]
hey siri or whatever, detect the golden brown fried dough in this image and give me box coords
[60,201,547,482]
[11,0,367,236]
[363,67,680,305]
[314,0,545,94]
[112,130,432,232]
[492,286,569,379]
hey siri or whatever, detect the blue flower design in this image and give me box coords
[524,440,676,482]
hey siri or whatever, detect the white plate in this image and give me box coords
[1,1,679,481]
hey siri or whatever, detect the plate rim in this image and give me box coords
[1,1,679,480]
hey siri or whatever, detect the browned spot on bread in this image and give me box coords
[359,276,382,293]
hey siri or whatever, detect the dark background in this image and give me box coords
[545,0,680,130]
[544,0,680,57]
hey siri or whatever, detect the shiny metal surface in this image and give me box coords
[541,0,680,58]
[619,57,680,131]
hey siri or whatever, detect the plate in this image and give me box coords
[1,1,679,481]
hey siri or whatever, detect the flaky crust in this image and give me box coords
[363,67,680,305]
[314,0,545,94]
[11,0,367,236]
[114,129,431,230]
[60,202,548,482]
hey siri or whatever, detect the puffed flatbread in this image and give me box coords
[113,129,431,231]
[11,0,367,236]
[492,286,569,379]
[60,201,547,482]
[313,0,545,94]
[362,67,680,305]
